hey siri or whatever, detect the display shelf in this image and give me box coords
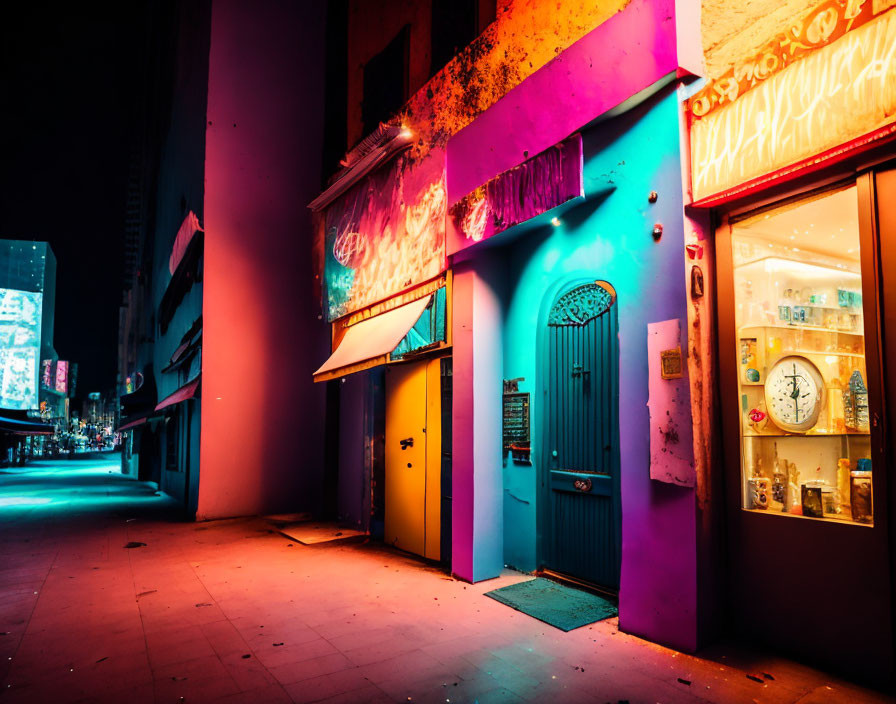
[742,507,872,527]
[790,349,864,358]
[743,430,871,437]
[739,324,864,336]
[735,255,862,279]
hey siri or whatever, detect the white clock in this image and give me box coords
[764,355,825,432]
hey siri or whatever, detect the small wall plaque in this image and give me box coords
[660,347,683,379]
[502,390,531,464]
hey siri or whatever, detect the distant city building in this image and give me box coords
[0,241,59,461]
[0,241,57,413]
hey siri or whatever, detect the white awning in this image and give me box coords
[313,296,431,382]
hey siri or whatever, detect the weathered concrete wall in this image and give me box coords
[344,0,629,156]
[199,0,328,519]
[701,0,816,77]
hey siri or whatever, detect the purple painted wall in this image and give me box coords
[199,0,328,518]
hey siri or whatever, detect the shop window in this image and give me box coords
[361,25,409,137]
[391,287,446,359]
[730,185,872,524]
[430,0,496,78]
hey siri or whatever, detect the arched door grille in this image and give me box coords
[543,281,620,589]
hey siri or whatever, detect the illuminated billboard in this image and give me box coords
[0,288,42,410]
[323,152,445,321]
[55,360,68,395]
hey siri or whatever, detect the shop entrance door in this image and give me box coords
[384,357,442,560]
[717,175,895,682]
[542,282,621,590]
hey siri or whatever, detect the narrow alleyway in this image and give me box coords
[0,457,891,704]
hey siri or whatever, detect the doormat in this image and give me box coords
[484,578,617,631]
[278,521,366,545]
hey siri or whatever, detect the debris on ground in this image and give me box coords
[123,542,146,549]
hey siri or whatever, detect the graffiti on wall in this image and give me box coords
[324,152,446,321]
[690,7,896,201]
[690,0,878,119]
[449,134,583,249]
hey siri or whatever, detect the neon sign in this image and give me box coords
[449,135,583,250]
[690,9,896,201]
[323,152,445,321]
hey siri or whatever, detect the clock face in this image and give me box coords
[764,356,825,432]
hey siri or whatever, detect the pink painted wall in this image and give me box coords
[446,0,679,208]
[198,0,328,519]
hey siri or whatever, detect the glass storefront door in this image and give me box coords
[716,173,895,684]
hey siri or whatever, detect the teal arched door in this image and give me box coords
[541,281,621,590]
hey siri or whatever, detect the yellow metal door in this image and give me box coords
[385,358,441,560]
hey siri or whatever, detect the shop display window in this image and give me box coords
[730,186,873,524]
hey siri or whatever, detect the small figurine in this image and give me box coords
[770,443,785,511]
[844,370,869,432]
[748,477,770,510]
[836,458,852,514]
[748,407,767,433]
[850,460,873,523]
[751,457,765,478]
[785,461,801,513]
[801,484,824,518]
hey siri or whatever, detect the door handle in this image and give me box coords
[400,437,414,450]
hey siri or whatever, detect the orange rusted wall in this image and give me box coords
[345,0,630,155]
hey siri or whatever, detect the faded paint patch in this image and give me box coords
[647,319,696,487]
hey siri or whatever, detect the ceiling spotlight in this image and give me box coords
[551,217,561,227]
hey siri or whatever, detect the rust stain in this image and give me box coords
[398,0,631,157]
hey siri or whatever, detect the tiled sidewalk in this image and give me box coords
[0,457,893,704]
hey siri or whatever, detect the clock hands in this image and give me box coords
[788,363,802,422]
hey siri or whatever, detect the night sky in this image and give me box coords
[2,5,143,400]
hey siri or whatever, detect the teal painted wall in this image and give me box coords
[498,88,698,649]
